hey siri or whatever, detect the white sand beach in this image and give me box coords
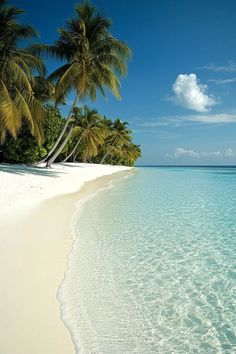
[0,163,130,354]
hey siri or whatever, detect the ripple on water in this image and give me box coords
[60,167,236,354]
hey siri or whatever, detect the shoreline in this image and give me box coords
[59,170,133,353]
[0,163,131,354]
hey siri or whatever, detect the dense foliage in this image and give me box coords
[0,107,64,163]
[0,0,141,167]
[0,106,141,165]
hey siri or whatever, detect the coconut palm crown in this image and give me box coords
[66,106,105,162]
[101,119,131,164]
[34,0,131,104]
[0,0,47,143]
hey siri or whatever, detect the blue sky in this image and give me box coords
[13,0,236,165]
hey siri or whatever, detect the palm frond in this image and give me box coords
[17,50,46,76]
[0,80,21,138]
[9,60,33,91]
[16,25,38,39]
[14,88,34,130]
[55,61,81,99]
[47,63,71,83]
[29,43,69,61]
[96,63,121,99]
[24,91,46,143]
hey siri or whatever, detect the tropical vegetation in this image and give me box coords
[0,0,141,167]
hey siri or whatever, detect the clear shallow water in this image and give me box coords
[60,167,236,353]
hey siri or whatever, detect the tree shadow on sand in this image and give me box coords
[59,163,86,168]
[0,164,65,177]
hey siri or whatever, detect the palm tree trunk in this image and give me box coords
[113,157,120,164]
[62,135,82,162]
[38,95,79,164]
[46,125,74,168]
[100,148,111,164]
[73,151,80,162]
[101,138,117,164]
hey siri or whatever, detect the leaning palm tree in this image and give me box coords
[0,0,47,144]
[101,119,131,164]
[34,0,131,166]
[63,106,104,162]
[46,105,104,164]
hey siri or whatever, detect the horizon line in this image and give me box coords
[136,164,236,167]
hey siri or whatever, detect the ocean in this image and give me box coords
[59,167,236,353]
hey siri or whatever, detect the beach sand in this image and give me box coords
[0,163,130,354]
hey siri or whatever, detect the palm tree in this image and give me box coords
[118,142,141,166]
[63,106,104,162]
[100,119,131,164]
[130,143,142,164]
[0,0,47,144]
[33,1,131,166]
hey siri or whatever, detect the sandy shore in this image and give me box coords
[0,163,131,354]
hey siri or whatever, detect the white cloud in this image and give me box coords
[173,148,236,159]
[199,61,236,72]
[209,77,236,85]
[172,74,217,112]
[133,112,236,130]
[177,113,236,123]
[175,148,200,158]
[159,113,236,125]
[137,121,169,127]
[201,151,221,157]
[225,148,235,157]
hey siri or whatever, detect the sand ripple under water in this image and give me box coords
[59,167,236,353]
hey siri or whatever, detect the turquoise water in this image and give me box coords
[60,167,236,353]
